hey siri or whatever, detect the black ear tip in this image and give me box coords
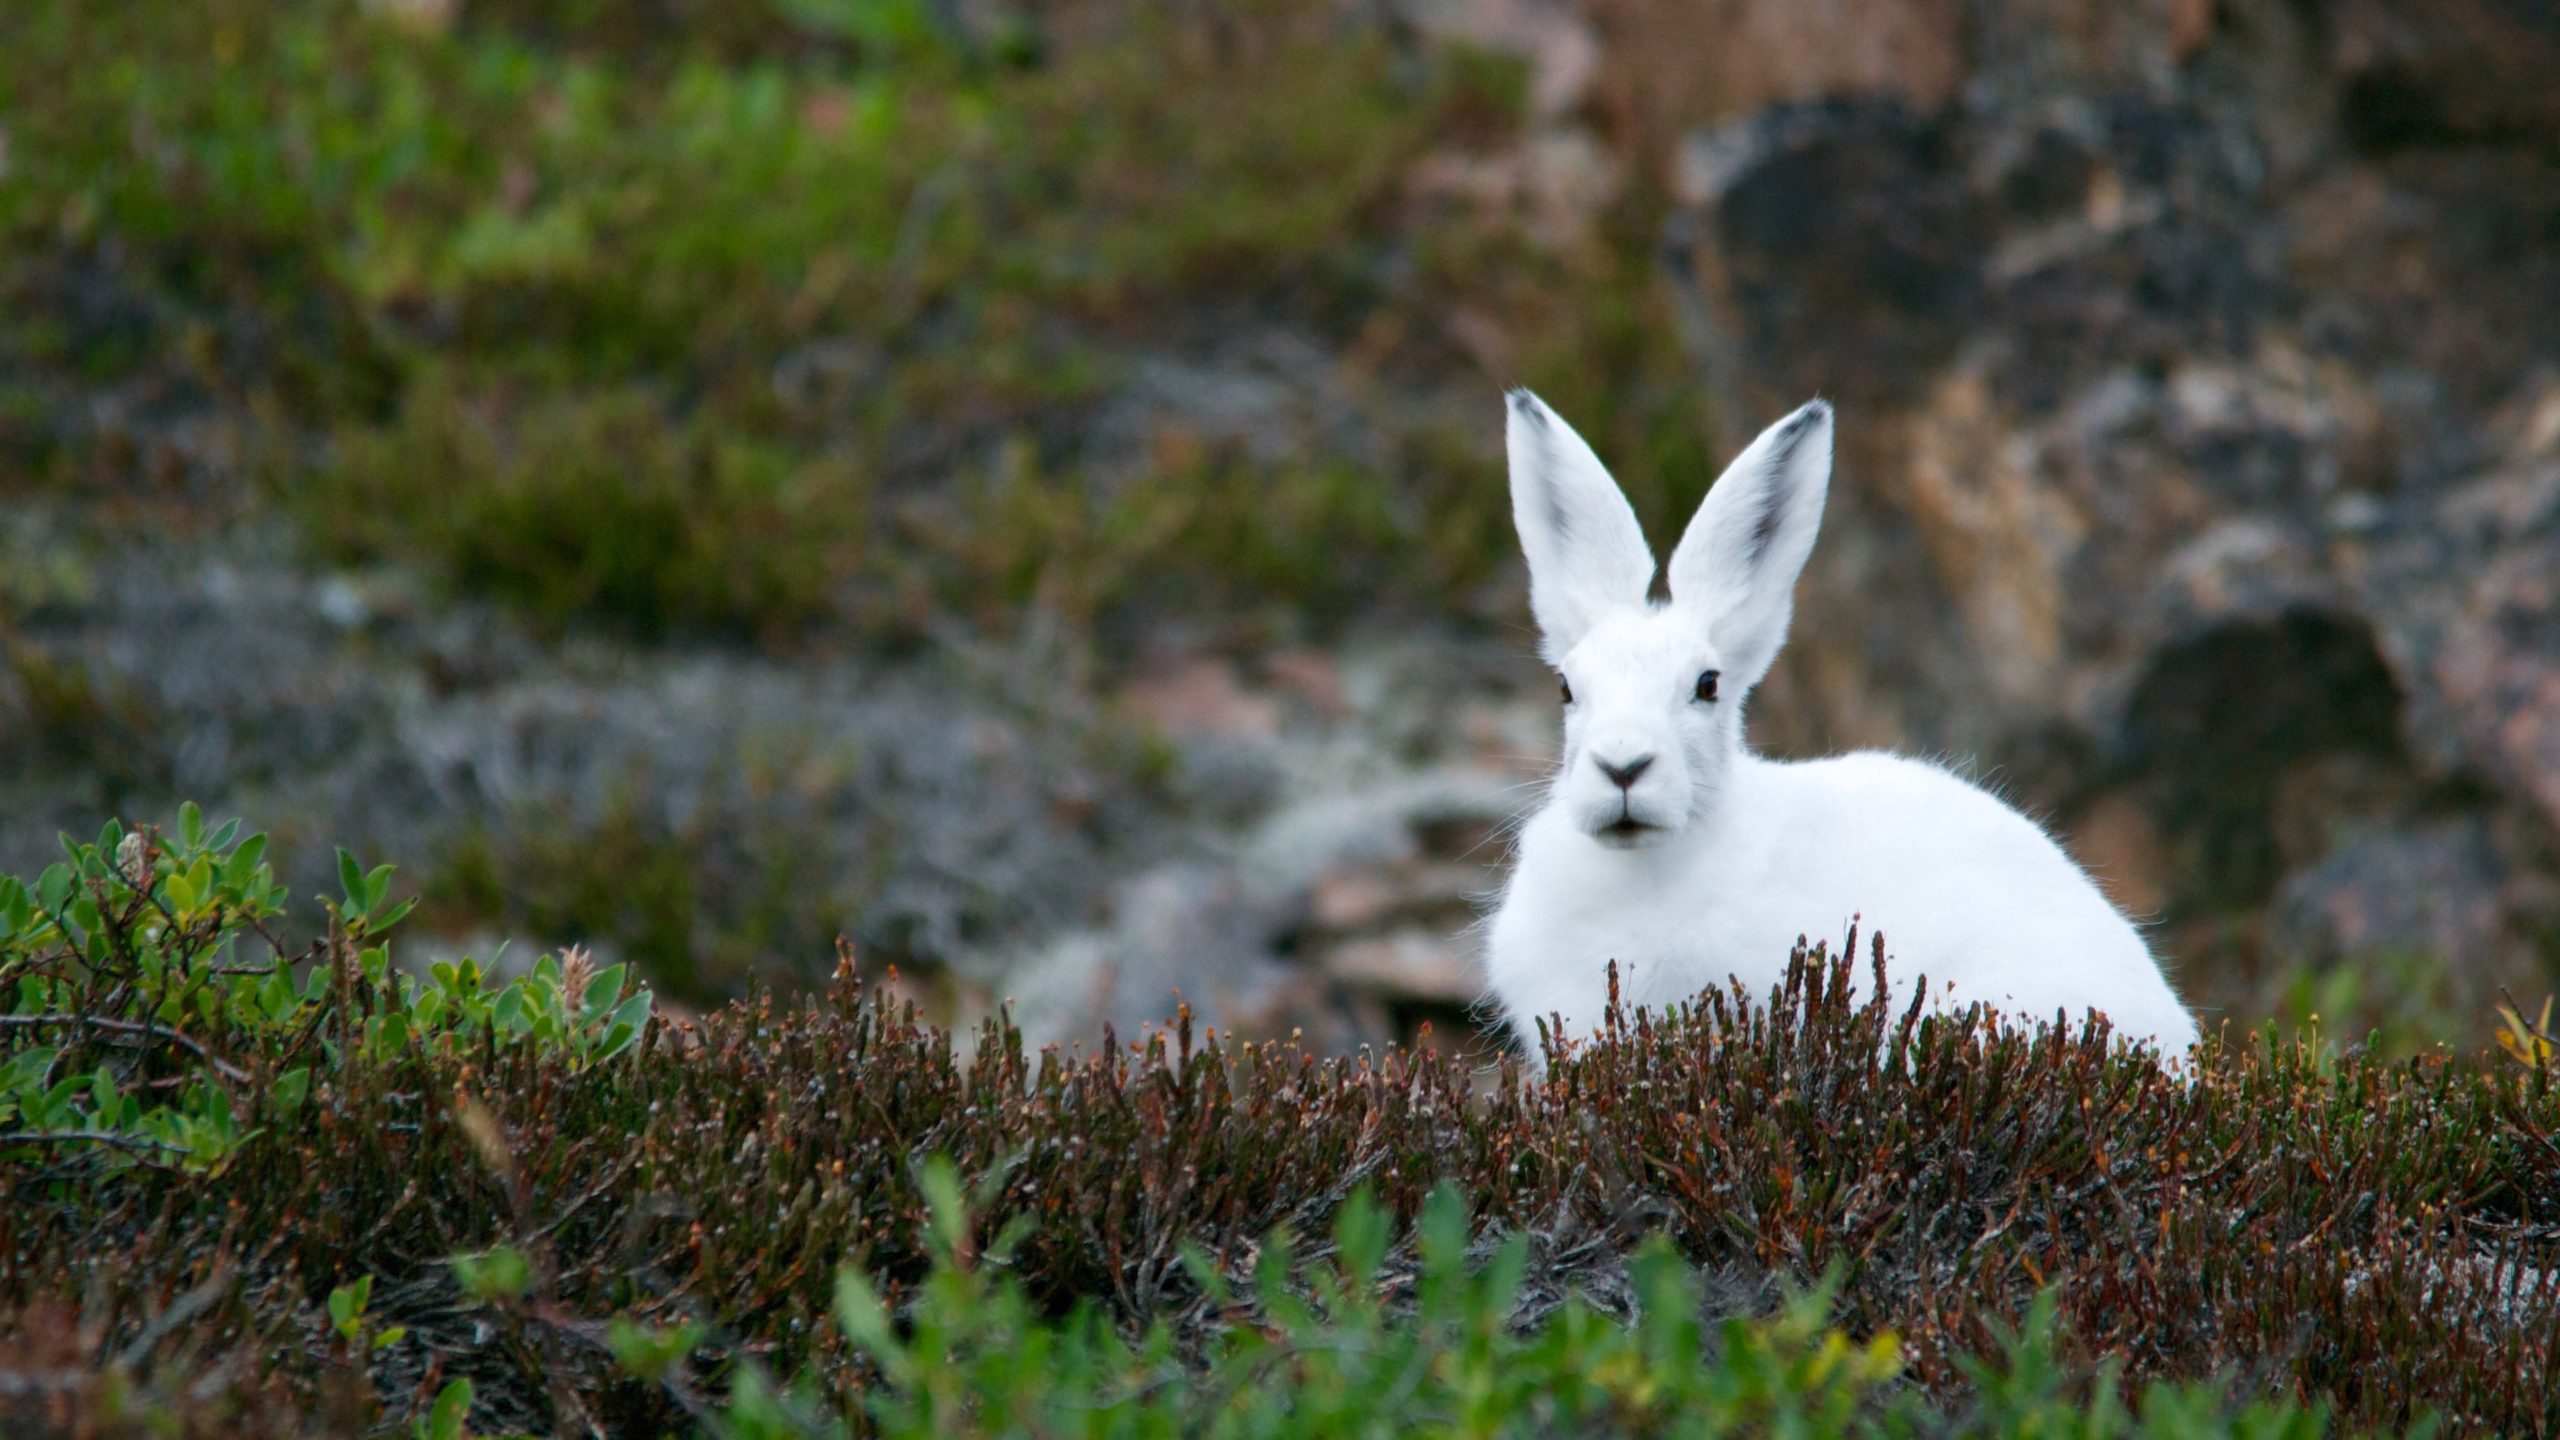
[1506,386,1544,420]
[1785,398,1834,431]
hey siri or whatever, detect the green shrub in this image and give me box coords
[3,1,1707,642]
[0,804,649,1178]
[683,1165,2360,1440]
[304,378,862,639]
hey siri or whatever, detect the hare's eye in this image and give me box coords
[1694,669,1720,703]
[1559,676,1574,706]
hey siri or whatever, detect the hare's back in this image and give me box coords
[1763,750,2083,883]
[1752,751,2189,1044]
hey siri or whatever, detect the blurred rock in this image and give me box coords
[1327,929,1479,1004]
[1118,657,1282,742]
[1662,0,2560,996]
[1588,0,1966,151]
[1395,0,1604,122]
[2327,0,2560,149]
[996,640,1534,1050]
[0,518,1180,996]
[2066,789,2171,920]
[2272,819,2512,977]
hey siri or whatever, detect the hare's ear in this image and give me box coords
[1665,400,1832,690]
[1507,389,1654,664]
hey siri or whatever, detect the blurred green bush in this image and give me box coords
[2,0,1711,643]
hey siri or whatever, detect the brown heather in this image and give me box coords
[5,942,2558,1436]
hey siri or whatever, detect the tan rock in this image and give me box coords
[1118,657,1282,742]
[1310,867,1405,932]
[1326,929,1482,1004]
[1587,0,1966,153]
[2067,789,2171,921]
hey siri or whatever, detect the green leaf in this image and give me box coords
[33,1074,84,1127]
[179,801,203,850]
[336,848,367,916]
[831,1268,911,1382]
[1334,1186,1388,1290]
[453,1246,532,1302]
[227,832,268,882]
[1,1049,58,1099]
[1177,1240,1234,1307]
[1418,1181,1470,1276]
[330,1275,372,1337]
[598,993,653,1060]
[261,969,297,1020]
[373,1325,408,1351]
[917,1155,968,1262]
[1479,1230,1530,1319]
[418,1377,473,1440]
[271,1066,311,1118]
[582,963,628,1018]
[606,1316,705,1383]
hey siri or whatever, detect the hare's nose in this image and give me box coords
[1595,754,1654,792]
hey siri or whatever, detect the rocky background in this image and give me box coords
[2,0,2554,1057]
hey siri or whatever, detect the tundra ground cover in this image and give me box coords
[3,810,2554,1434]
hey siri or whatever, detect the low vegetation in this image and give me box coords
[2,0,1713,644]
[4,807,2557,1435]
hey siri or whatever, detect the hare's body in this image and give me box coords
[1483,389,2196,1060]
[1488,750,2199,1051]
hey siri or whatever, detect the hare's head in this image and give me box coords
[1506,389,1832,849]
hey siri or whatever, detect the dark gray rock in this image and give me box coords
[1664,0,2560,996]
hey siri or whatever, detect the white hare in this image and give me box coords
[1482,390,2198,1060]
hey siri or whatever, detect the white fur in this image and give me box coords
[1484,390,2198,1060]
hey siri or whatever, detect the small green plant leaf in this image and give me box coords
[336,848,366,915]
[328,1275,369,1338]
[452,1246,532,1303]
[606,1315,705,1383]
[581,963,627,1018]
[417,1376,473,1440]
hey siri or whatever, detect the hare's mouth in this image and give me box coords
[1595,817,1664,848]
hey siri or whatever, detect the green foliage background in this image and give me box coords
[2,0,1709,642]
